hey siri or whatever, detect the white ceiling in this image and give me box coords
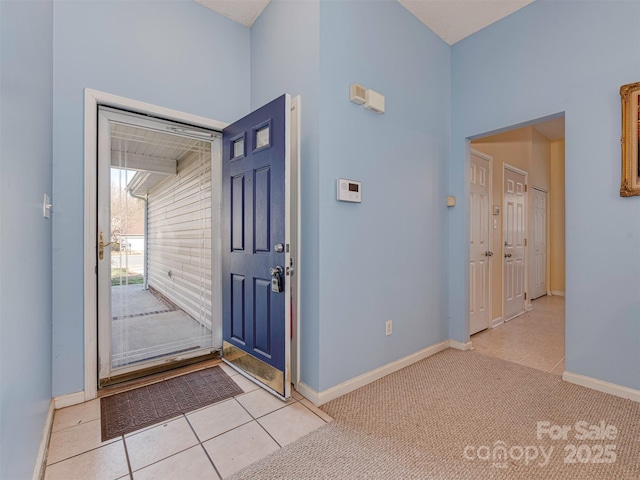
[195,0,535,45]
[195,0,270,27]
[533,117,565,141]
[397,0,534,45]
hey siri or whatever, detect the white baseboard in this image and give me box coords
[53,391,85,410]
[295,381,321,406]
[503,309,526,322]
[449,339,473,351]
[551,290,565,297]
[297,340,450,406]
[562,371,640,403]
[491,317,504,328]
[32,400,54,480]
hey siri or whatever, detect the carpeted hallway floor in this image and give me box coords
[230,349,640,479]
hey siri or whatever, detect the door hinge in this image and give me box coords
[524,238,528,247]
[525,184,528,192]
[524,292,527,300]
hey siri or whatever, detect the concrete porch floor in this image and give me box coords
[111,284,212,368]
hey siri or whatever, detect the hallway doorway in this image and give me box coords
[469,116,565,329]
[468,115,565,373]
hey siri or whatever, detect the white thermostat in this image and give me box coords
[337,179,362,203]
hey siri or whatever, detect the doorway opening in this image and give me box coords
[84,90,300,402]
[468,116,566,375]
[97,107,221,387]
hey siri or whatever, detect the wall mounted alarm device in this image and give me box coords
[337,178,362,203]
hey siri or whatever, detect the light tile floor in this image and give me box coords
[471,295,565,375]
[44,364,331,480]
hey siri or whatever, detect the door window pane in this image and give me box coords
[233,136,244,159]
[256,125,270,149]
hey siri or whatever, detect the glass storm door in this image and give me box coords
[222,95,293,399]
[97,107,218,386]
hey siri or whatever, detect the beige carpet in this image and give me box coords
[230,349,640,479]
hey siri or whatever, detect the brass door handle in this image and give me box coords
[99,232,120,260]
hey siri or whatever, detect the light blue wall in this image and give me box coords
[15,0,636,420]
[0,1,54,478]
[250,0,322,389]
[317,1,451,391]
[251,0,450,392]
[52,0,250,396]
[450,1,640,389]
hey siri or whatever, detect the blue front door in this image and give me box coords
[222,95,291,398]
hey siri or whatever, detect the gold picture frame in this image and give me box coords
[620,81,640,197]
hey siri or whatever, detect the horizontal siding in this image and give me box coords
[147,148,213,328]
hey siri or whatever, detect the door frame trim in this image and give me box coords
[501,163,529,321]
[291,96,302,388]
[469,148,493,334]
[83,89,228,401]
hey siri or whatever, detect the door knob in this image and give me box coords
[99,232,120,260]
[505,253,512,258]
[485,251,494,257]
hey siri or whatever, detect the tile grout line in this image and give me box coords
[122,435,134,479]
[51,418,100,434]
[183,413,224,480]
[234,397,284,449]
[124,431,203,474]
[45,437,121,468]
[548,356,565,373]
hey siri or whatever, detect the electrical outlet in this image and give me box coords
[386,320,393,336]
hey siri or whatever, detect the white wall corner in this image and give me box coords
[449,339,473,351]
[306,340,450,406]
[562,371,640,403]
[53,391,85,410]
[32,400,54,480]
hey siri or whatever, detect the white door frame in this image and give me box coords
[469,149,493,334]
[96,107,222,383]
[83,89,227,401]
[290,97,302,389]
[502,163,529,321]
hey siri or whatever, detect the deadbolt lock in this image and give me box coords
[269,266,284,293]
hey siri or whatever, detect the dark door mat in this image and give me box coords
[100,365,243,441]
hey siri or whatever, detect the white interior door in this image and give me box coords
[503,166,526,321]
[470,151,492,335]
[530,188,547,300]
